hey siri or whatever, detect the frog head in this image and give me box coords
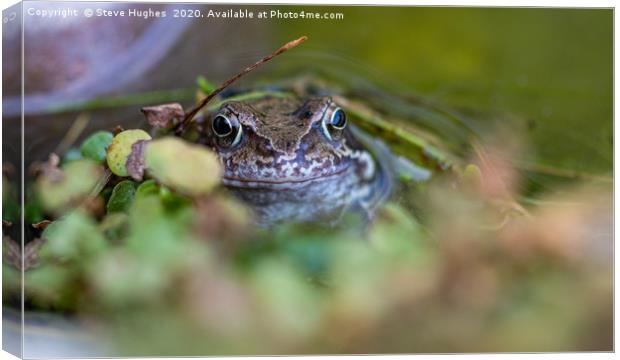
[206,95,368,189]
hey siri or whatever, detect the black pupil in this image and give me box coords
[332,110,346,128]
[213,116,233,136]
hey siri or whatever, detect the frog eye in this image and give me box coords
[213,115,234,136]
[330,108,347,129]
[321,107,347,141]
[212,115,243,147]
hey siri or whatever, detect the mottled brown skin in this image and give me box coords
[208,96,369,186]
[205,95,390,225]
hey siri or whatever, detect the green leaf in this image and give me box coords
[89,250,168,307]
[250,260,322,337]
[63,148,83,163]
[144,137,222,196]
[135,180,191,211]
[126,195,201,271]
[80,131,114,163]
[98,212,129,241]
[40,211,107,263]
[106,129,152,177]
[135,179,159,199]
[107,180,139,213]
[37,159,103,213]
[24,201,45,224]
[25,265,75,309]
[196,75,216,94]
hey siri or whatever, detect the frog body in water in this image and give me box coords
[202,92,393,226]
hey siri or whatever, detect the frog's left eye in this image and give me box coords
[321,107,347,141]
[330,108,347,129]
[212,114,243,147]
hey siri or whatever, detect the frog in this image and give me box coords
[200,92,393,226]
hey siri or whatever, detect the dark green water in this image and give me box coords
[267,7,612,179]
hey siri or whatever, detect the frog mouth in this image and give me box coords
[222,166,351,190]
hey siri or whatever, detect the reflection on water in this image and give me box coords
[273,6,612,177]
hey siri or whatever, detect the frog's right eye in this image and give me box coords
[213,115,234,137]
[212,115,243,147]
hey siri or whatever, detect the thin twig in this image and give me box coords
[175,36,308,135]
[54,112,90,155]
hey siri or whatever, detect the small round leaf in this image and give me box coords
[80,131,114,163]
[145,137,222,196]
[106,130,152,176]
[107,180,139,213]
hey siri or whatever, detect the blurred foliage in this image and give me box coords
[4,106,612,355]
[36,158,103,215]
[144,137,222,196]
